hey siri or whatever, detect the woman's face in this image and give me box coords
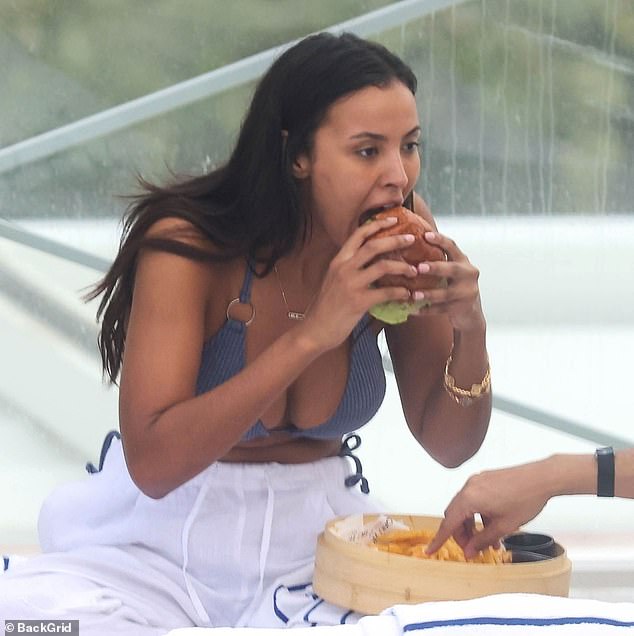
[294,80,421,247]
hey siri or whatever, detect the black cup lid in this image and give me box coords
[510,550,552,563]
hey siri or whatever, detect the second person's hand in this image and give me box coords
[426,461,554,558]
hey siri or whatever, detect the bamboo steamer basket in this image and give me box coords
[313,514,571,614]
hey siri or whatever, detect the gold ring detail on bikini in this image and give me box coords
[226,297,256,326]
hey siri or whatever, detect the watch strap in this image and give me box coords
[596,446,615,497]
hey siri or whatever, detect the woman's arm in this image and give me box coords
[427,448,634,557]
[119,216,423,498]
[119,243,325,498]
[386,194,491,467]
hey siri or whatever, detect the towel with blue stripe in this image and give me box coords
[386,593,634,634]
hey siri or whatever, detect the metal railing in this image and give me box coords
[0,0,466,175]
[0,219,111,272]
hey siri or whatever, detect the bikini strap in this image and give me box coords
[239,260,255,303]
[225,260,257,326]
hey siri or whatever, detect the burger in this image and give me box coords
[364,206,445,324]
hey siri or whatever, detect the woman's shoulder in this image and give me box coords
[137,216,244,298]
[142,216,243,272]
[131,217,247,341]
[143,216,216,252]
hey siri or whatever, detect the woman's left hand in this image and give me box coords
[412,231,485,333]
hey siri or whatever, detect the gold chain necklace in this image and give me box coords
[273,263,319,321]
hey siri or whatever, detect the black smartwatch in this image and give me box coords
[596,446,615,497]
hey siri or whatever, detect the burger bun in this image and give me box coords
[367,206,445,292]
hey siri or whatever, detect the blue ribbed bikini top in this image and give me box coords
[195,262,386,441]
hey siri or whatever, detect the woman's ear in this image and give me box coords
[291,153,311,179]
[282,131,311,179]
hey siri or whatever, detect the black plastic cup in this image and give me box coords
[503,532,556,557]
[509,550,552,563]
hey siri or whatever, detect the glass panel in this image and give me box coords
[380,0,634,215]
[0,234,116,545]
[0,0,396,143]
[1,2,633,598]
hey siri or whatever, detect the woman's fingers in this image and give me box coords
[337,215,399,259]
[350,234,419,271]
[359,257,417,285]
[395,231,483,328]
[417,259,476,281]
[339,216,427,267]
[411,283,477,309]
[320,222,484,329]
[423,231,464,262]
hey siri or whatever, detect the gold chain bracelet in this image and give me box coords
[443,354,491,407]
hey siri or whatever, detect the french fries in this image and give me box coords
[374,528,510,564]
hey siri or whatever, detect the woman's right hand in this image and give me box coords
[299,216,420,351]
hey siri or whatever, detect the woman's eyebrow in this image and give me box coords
[348,125,421,141]
[404,125,422,138]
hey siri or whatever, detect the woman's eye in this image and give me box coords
[403,141,420,153]
[358,147,378,158]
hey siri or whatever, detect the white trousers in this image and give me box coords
[0,437,380,634]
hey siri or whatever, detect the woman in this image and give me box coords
[0,32,491,632]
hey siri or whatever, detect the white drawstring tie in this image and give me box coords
[235,468,275,627]
[180,470,215,625]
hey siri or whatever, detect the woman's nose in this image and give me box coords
[382,152,409,190]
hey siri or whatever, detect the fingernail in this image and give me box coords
[403,234,415,242]
[412,291,425,301]
[425,231,435,240]
[418,263,430,273]
[384,216,398,224]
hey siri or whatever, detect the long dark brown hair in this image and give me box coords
[88,32,418,383]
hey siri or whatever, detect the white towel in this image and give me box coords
[164,594,634,635]
[385,593,634,634]
[165,614,399,636]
